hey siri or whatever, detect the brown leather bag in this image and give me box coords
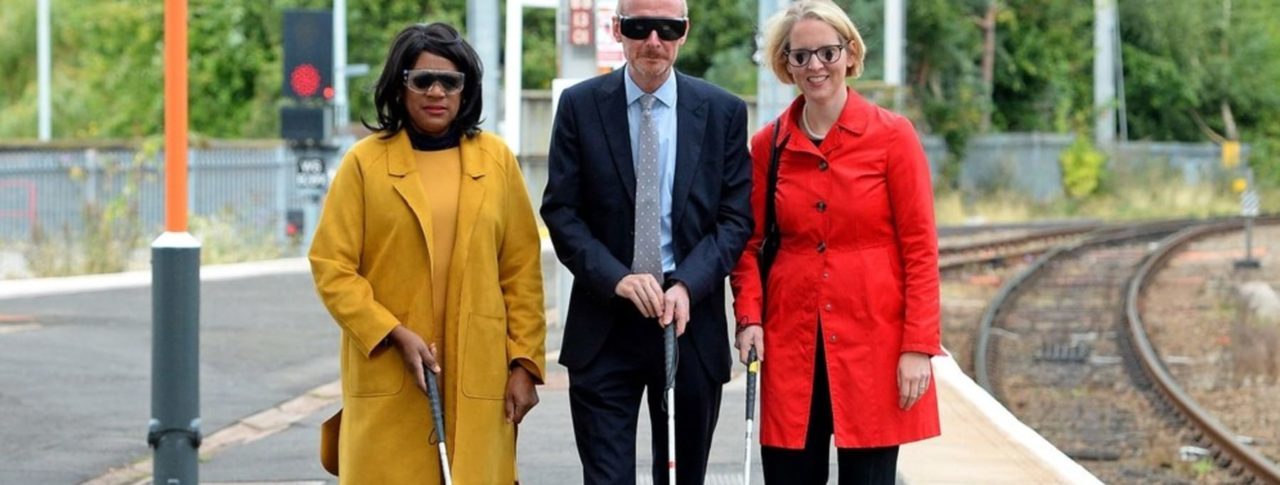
[320,409,341,476]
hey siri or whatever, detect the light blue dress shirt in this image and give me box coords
[624,70,678,273]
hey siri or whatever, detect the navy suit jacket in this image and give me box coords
[542,68,753,384]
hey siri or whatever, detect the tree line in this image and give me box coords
[1,0,1276,184]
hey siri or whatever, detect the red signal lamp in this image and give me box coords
[290,64,321,98]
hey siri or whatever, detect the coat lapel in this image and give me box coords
[388,131,436,263]
[595,70,636,205]
[672,73,707,230]
[447,137,488,312]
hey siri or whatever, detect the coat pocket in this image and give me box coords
[461,313,508,400]
[344,323,406,398]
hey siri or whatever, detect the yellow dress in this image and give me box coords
[416,147,462,372]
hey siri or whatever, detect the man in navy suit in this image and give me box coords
[540,0,752,483]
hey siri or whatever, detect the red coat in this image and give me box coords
[730,90,942,449]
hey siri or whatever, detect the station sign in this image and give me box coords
[569,0,594,46]
[296,156,327,190]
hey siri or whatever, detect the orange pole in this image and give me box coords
[164,0,188,232]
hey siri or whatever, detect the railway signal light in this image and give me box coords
[283,10,333,102]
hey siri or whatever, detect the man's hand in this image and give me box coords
[897,352,932,410]
[615,273,665,318]
[660,282,691,336]
[387,325,440,396]
[734,325,764,364]
[504,365,539,424]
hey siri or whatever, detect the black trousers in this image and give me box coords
[569,314,722,485]
[761,324,899,485]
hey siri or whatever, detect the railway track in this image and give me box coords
[972,217,1280,483]
[936,221,1101,374]
[938,222,1100,270]
[1126,220,1280,483]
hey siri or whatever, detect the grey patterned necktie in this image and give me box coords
[632,94,663,281]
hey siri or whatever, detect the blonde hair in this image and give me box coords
[762,0,866,84]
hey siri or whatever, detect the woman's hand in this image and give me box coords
[505,365,539,424]
[734,325,764,365]
[897,351,932,410]
[387,325,440,395]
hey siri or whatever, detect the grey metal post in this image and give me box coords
[303,192,319,254]
[1244,217,1254,259]
[150,231,202,484]
[884,0,907,112]
[333,0,349,129]
[468,0,500,132]
[756,0,792,128]
[274,145,289,246]
[291,145,334,253]
[502,0,525,153]
[1093,0,1117,146]
[38,0,52,141]
[1235,168,1261,269]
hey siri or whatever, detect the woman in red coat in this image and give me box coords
[730,1,941,483]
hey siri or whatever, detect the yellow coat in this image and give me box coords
[309,130,546,484]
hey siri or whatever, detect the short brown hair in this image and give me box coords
[761,0,866,84]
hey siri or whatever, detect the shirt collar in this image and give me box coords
[624,68,677,109]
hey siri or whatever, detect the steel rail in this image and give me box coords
[972,218,1193,395]
[938,223,1100,271]
[1125,219,1280,483]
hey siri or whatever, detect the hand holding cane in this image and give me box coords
[664,324,677,484]
[426,367,453,485]
[742,347,759,485]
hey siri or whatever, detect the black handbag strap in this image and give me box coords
[764,120,785,241]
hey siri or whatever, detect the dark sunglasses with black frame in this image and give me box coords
[784,43,846,68]
[617,16,688,41]
[403,69,465,95]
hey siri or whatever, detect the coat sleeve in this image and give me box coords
[885,117,943,356]
[540,91,632,298]
[728,122,775,326]
[668,98,754,306]
[308,150,401,357]
[496,147,548,384]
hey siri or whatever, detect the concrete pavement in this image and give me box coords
[0,261,838,484]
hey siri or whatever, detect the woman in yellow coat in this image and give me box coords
[309,23,545,484]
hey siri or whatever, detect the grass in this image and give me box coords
[188,213,291,265]
[934,180,1265,225]
[8,214,293,279]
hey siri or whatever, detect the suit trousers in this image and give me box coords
[569,311,722,485]
[760,322,899,485]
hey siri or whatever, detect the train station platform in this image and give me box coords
[0,258,1103,484]
[899,352,1102,484]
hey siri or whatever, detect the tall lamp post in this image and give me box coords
[149,1,201,483]
[37,0,51,140]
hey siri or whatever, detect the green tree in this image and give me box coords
[522,7,557,90]
[0,0,39,138]
[677,0,756,91]
[903,0,984,186]
[991,0,1093,133]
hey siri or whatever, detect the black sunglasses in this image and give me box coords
[618,16,688,41]
[784,44,846,68]
[403,69,465,95]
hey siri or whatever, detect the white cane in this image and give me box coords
[426,368,453,485]
[742,347,759,485]
[664,324,677,484]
